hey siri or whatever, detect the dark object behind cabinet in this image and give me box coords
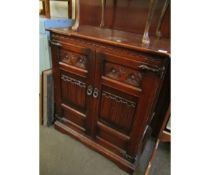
[47,0,170,174]
[42,69,54,126]
[80,0,170,37]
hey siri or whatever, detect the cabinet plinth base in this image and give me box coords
[54,120,136,174]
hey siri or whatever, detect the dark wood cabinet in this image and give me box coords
[48,25,170,174]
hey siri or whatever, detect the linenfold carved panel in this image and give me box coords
[104,63,142,87]
[61,74,86,109]
[99,91,137,134]
[60,49,87,69]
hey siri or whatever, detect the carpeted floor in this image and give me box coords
[40,126,170,175]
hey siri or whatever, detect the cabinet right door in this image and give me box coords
[93,51,165,162]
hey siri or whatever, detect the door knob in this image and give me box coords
[87,85,93,96]
[93,88,99,98]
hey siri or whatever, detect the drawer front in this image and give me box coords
[93,51,166,161]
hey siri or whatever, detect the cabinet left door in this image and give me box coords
[50,40,95,136]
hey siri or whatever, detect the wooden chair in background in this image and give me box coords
[39,0,72,18]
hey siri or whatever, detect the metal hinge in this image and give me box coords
[151,112,156,121]
[138,64,165,78]
[122,152,136,162]
[49,40,62,47]
[55,114,64,123]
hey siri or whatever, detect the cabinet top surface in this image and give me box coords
[48,25,170,57]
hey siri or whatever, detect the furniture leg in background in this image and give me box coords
[142,0,158,45]
[72,0,80,31]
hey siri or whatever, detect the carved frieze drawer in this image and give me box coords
[51,33,163,67]
[104,62,142,87]
[60,49,87,70]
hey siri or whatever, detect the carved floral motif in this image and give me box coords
[105,63,142,87]
[60,50,87,69]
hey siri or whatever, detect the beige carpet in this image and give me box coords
[40,126,170,175]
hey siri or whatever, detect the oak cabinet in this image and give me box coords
[49,26,169,174]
